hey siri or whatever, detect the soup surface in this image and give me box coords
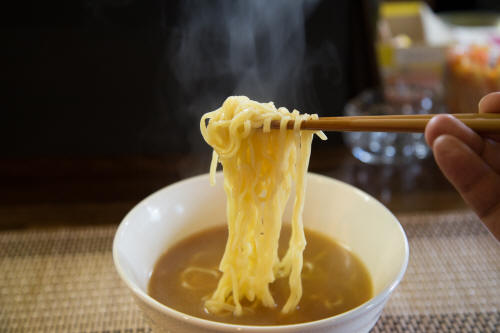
[148,225,372,325]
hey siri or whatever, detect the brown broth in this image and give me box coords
[148,225,373,325]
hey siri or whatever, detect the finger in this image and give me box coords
[425,114,484,154]
[478,92,500,141]
[425,114,500,174]
[482,138,500,174]
[433,134,500,240]
[478,91,500,113]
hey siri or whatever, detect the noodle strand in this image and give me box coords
[200,96,326,315]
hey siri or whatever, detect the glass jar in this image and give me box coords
[343,84,441,165]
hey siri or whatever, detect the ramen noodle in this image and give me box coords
[199,96,326,315]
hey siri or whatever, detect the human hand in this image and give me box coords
[425,92,500,241]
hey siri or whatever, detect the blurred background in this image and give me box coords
[2,0,500,228]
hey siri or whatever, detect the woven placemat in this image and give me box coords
[1,210,499,332]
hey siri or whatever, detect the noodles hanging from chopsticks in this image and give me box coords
[200,96,326,315]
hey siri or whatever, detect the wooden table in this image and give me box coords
[0,145,465,230]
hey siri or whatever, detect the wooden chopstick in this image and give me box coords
[270,113,500,134]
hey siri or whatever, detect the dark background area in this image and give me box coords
[2,0,379,157]
[2,0,498,229]
[2,0,499,158]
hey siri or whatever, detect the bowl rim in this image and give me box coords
[112,172,409,331]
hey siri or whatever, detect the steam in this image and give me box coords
[159,0,340,175]
[169,0,320,105]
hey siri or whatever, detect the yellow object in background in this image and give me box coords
[380,2,422,18]
[376,1,447,89]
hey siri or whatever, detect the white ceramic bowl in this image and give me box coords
[113,173,408,333]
